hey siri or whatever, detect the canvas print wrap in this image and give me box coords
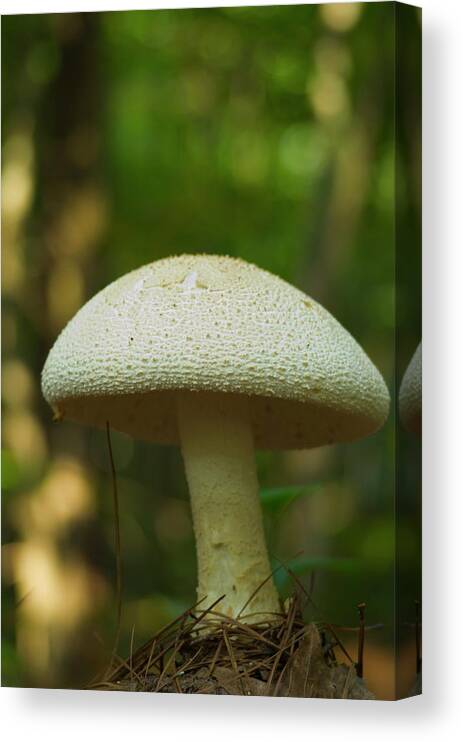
[1,2,421,700]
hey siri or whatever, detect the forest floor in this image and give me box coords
[90,594,374,699]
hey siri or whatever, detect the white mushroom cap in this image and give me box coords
[41,254,390,449]
[399,343,422,435]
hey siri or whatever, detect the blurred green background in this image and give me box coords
[1,3,421,698]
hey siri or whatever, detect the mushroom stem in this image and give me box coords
[177,391,280,621]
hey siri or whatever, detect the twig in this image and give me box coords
[356,602,366,678]
[104,421,123,679]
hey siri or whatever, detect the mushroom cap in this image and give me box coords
[42,254,390,450]
[399,343,422,435]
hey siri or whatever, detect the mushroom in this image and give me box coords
[399,343,422,436]
[41,254,390,621]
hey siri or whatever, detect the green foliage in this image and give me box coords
[1,639,22,687]
[1,450,22,491]
[273,554,360,592]
[260,483,322,516]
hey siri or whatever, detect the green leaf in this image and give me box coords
[260,484,322,514]
[1,449,22,490]
[273,555,359,590]
[1,638,22,686]
[1,449,42,495]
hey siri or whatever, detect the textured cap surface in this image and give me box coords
[399,343,422,435]
[41,254,390,449]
